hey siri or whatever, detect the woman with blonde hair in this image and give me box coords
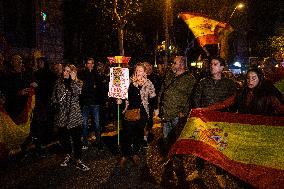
[119,62,156,168]
[51,64,89,171]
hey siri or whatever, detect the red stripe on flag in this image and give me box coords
[169,139,284,189]
[197,34,218,47]
[13,88,35,125]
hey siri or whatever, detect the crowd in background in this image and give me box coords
[0,50,284,176]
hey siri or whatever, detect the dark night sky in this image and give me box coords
[3,0,35,48]
[1,0,283,61]
[248,0,284,39]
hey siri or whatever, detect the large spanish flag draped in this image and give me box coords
[0,89,35,157]
[169,110,284,189]
[179,12,233,59]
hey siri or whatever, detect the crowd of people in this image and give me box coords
[0,51,284,186]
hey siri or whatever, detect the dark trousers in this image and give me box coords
[121,118,146,157]
[58,126,82,160]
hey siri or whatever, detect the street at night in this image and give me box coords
[0,1,283,189]
[0,124,254,189]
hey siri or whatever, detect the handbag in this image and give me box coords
[124,108,141,121]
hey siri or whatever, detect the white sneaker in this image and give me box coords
[60,154,71,167]
[82,145,88,150]
[76,160,90,171]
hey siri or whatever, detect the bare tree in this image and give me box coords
[113,0,141,55]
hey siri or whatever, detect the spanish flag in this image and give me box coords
[179,12,233,58]
[0,89,35,156]
[275,78,284,95]
[169,110,284,189]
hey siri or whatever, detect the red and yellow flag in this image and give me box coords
[0,89,35,156]
[179,12,233,58]
[169,110,284,189]
[275,78,284,95]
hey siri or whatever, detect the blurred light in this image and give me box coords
[41,12,47,21]
[229,3,245,19]
[191,62,203,68]
[229,68,241,75]
[234,61,241,67]
[237,3,244,9]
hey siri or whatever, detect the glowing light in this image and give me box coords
[191,62,203,68]
[237,3,244,9]
[233,61,241,67]
[229,3,245,19]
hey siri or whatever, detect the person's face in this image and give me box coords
[171,57,181,74]
[12,55,23,70]
[86,60,94,70]
[210,59,224,75]
[37,59,45,69]
[145,63,152,75]
[63,66,71,79]
[158,64,165,75]
[52,63,62,76]
[135,66,146,78]
[55,64,62,75]
[247,71,260,89]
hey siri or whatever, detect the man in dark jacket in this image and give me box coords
[78,58,103,150]
[157,56,196,156]
[190,57,237,188]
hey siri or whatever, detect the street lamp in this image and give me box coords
[229,3,244,20]
[228,2,246,71]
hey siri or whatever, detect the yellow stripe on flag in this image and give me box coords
[170,110,284,189]
[0,93,35,152]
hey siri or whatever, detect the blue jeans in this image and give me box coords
[163,117,179,139]
[82,105,101,146]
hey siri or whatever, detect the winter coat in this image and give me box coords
[158,71,196,120]
[237,80,284,116]
[51,78,83,129]
[192,76,237,108]
[129,79,156,118]
[77,68,103,106]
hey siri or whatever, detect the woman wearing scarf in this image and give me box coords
[119,63,156,168]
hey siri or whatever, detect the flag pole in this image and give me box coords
[117,63,121,146]
[117,101,120,145]
[107,56,131,147]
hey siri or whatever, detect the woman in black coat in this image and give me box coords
[199,68,284,116]
[119,63,156,168]
[237,68,284,116]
